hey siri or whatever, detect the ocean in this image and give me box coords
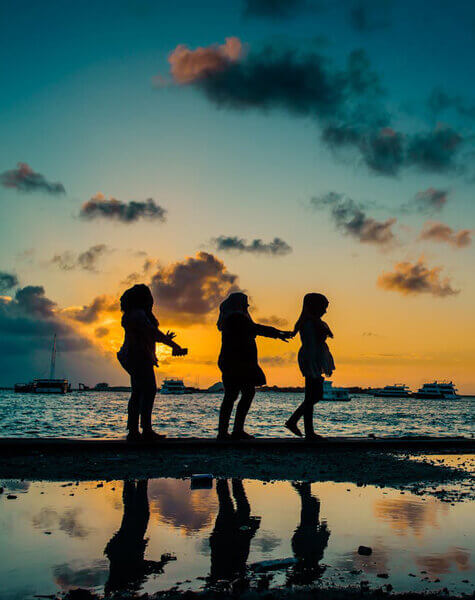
[0,391,473,439]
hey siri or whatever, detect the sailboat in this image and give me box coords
[14,334,71,394]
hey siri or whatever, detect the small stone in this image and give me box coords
[7,494,17,500]
[358,545,372,556]
[377,573,389,579]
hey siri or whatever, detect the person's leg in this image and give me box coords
[127,371,141,437]
[303,376,324,438]
[232,384,255,438]
[140,365,157,435]
[218,384,240,438]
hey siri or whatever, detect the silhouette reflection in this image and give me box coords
[208,479,261,587]
[104,480,173,596]
[287,482,330,586]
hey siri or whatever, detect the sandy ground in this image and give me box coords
[0,447,473,502]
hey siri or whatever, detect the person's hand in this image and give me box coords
[172,346,188,357]
[165,330,176,342]
[276,330,290,342]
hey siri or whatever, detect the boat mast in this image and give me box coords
[49,334,57,379]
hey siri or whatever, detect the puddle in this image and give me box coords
[0,477,473,599]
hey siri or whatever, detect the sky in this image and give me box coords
[0,0,474,392]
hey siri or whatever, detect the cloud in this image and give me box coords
[0,271,19,292]
[311,192,397,246]
[349,0,391,32]
[377,258,459,297]
[427,87,475,121]
[94,326,110,338]
[259,315,289,327]
[168,37,243,84]
[406,127,462,172]
[260,351,297,365]
[419,222,472,248]
[166,39,466,177]
[51,244,110,272]
[150,251,240,325]
[212,235,292,255]
[80,193,167,223]
[402,188,448,215]
[242,0,314,19]
[0,162,65,194]
[66,295,118,324]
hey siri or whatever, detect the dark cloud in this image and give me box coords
[67,295,118,324]
[259,315,289,327]
[94,326,110,338]
[0,271,19,292]
[51,244,110,272]
[311,192,397,246]
[0,162,65,194]
[427,87,475,121]
[242,0,315,19]
[406,127,462,173]
[349,0,391,32]
[80,193,167,223]
[167,39,467,176]
[377,259,459,297]
[212,236,292,255]
[150,251,240,325]
[402,188,448,215]
[260,351,297,365]
[419,222,472,248]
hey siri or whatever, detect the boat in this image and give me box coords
[373,384,411,397]
[412,381,459,399]
[322,381,350,401]
[15,334,71,394]
[160,378,186,395]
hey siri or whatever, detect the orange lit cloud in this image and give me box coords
[419,221,472,248]
[168,37,243,84]
[377,258,459,297]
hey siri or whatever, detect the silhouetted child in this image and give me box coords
[217,292,292,440]
[117,284,187,441]
[285,293,335,439]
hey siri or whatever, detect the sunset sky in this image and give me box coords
[1,0,474,392]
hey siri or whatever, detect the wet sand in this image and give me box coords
[0,443,473,502]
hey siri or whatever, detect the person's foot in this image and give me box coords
[126,430,142,442]
[142,430,166,441]
[285,420,303,438]
[304,432,324,440]
[231,430,255,440]
[217,432,232,440]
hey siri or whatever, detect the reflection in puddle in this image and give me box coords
[0,477,473,599]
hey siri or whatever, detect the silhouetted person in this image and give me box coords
[117,284,187,441]
[285,293,335,439]
[217,292,291,439]
[208,478,260,586]
[104,480,173,596]
[287,482,330,586]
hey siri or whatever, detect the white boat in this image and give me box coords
[160,378,185,395]
[15,334,71,394]
[323,381,350,401]
[373,384,411,398]
[412,381,459,399]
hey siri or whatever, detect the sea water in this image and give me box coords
[0,391,473,439]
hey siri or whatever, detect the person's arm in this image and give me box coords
[254,322,292,341]
[155,327,187,355]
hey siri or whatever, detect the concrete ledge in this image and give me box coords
[0,436,473,454]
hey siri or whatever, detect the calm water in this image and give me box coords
[0,476,473,599]
[0,391,473,438]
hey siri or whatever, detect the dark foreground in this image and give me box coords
[0,437,473,502]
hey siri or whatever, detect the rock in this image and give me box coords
[7,494,17,500]
[358,545,372,556]
[377,573,389,578]
[0,487,3,494]
[64,589,99,600]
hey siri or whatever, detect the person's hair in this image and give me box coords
[217,292,250,331]
[120,284,158,326]
[293,293,329,334]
